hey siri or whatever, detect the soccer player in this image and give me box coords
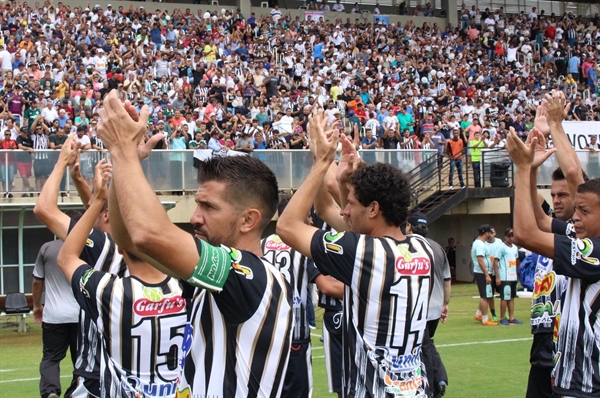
[261,198,343,398]
[405,212,451,398]
[278,110,434,397]
[507,125,600,398]
[97,91,293,397]
[524,92,586,398]
[472,225,498,326]
[57,161,187,397]
[494,228,522,325]
[33,134,130,397]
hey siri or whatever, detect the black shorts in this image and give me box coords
[474,273,494,299]
[322,309,343,393]
[33,158,52,178]
[499,281,517,300]
[281,341,312,398]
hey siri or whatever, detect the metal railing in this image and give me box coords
[0,149,438,195]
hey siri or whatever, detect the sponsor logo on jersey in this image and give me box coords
[384,370,423,397]
[323,231,344,254]
[533,272,556,297]
[396,254,431,276]
[265,235,291,251]
[143,286,164,302]
[232,262,254,279]
[175,387,191,398]
[79,268,95,298]
[85,238,94,248]
[576,239,599,265]
[227,247,242,263]
[133,295,185,316]
[389,347,422,372]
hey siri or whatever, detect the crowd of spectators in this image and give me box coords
[0,0,600,197]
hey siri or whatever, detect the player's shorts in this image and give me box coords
[323,309,343,393]
[16,161,32,177]
[500,281,517,300]
[281,341,312,398]
[64,376,100,398]
[474,273,494,299]
[33,159,52,178]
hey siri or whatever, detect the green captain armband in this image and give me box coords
[185,239,232,292]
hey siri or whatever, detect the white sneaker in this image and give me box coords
[449,186,454,190]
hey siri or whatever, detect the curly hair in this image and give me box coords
[349,163,411,227]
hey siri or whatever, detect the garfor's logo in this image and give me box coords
[134,289,185,316]
[323,231,345,254]
[265,235,290,251]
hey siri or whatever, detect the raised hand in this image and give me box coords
[308,109,339,166]
[506,127,535,168]
[92,159,112,202]
[336,133,361,184]
[542,89,571,127]
[97,90,149,153]
[58,134,78,165]
[525,127,557,169]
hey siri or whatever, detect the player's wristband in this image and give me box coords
[185,239,231,292]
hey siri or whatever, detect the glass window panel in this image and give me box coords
[23,266,34,294]
[2,266,19,294]
[23,228,54,264]
[2,229,18,265]
[2,210,20,227]
[23,210,43,226]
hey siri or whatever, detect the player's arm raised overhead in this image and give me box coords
[542,91,585,197]
[97,91,201,280]
[506,129,555,259]
[527,126,560,232]
[314,163,348,233]
[277,110,340,258]
[33,134,78,241]
[57,160,111,283]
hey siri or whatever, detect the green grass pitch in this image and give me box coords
[0,284,533,397]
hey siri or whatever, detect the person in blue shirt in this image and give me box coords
[568,54,580,81]
[313,38,324,61]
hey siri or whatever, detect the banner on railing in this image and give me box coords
[305,11,324,22]
[561,121,600,150]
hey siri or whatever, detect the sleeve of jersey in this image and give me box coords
[68,218,106,265]
[305,258,321,283]
[551,218,573,236]
[310,229,358,286]
[71,264,109,320]
[553,235,600,283]
[32,244,46,280]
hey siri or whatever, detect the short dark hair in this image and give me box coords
[552,167,589,182]
[411,223,428,237]
[577,178,600,198]
[197,156,279,231]
[349,163,411,227]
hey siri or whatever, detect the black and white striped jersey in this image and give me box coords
[551,219,600,397]
[311,211,343,311]
[71,265,186,398]
[262,234,320,344]
[311,230,433,398]
[177,240,293,397]
[68,219,127,391]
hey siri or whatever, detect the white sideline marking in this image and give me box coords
[0,370,14,372]
[0,375,70,384]
[437,337,531,348]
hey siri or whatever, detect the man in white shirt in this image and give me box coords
[279,108,295,134]
[332,0,345,12]
[270,4,282,23]
[41,101,59,124]
[0,45,12,78]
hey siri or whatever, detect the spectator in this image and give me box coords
[0,130,17,198]
[446,128,465,190]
